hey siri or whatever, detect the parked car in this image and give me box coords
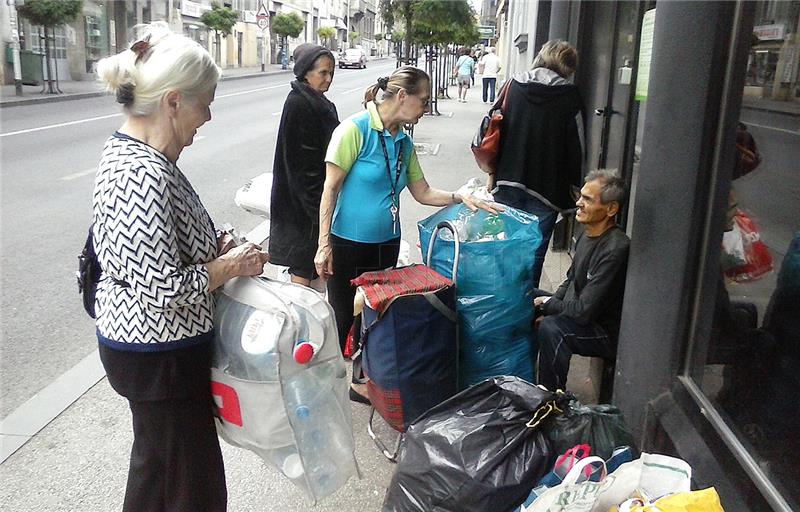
[339,48,367,69]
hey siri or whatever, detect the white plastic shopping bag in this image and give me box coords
[523,452,691,512]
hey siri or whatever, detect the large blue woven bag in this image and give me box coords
[419,205,542,388]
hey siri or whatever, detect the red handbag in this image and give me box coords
[471,81,512,174]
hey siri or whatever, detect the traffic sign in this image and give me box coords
[256,2,269,31]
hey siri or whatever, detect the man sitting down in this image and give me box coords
[534,169,630,392]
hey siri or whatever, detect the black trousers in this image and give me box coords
[535,314,615,392]
[328,233,401,352]
[100,342,227,512]
[482,77,497,103]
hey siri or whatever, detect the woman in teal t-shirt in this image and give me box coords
[454,47,475,103]
[315,66,497,403]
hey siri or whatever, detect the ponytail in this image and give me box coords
[362,67,429,107]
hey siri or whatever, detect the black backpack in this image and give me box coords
[76,227,127,318]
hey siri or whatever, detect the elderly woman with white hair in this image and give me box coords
[93,22,268,511]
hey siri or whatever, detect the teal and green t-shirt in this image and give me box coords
[325,101,425,243]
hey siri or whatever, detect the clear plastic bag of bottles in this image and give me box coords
[211,276,357,503]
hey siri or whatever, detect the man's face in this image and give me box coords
[575,179,616,225]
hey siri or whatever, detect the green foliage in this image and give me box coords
[374,32,383,41]
[17,0,83,27]
[318,26,336,46]
[271,12,305,39]
[200,1,238,37]
[380,0,477,46]
[348,31,359,43]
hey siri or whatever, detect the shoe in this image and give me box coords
[349,386,371,405]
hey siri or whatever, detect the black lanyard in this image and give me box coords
[378,134,403,201]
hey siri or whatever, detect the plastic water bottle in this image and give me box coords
[214,296,281,381]
[483,215,505,238]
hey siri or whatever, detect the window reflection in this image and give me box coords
[700,89,800,506]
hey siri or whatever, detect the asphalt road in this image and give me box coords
[0,60,399,418]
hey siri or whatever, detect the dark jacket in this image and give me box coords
[495,69,585,211]
[269,81,339,271]
[543,226,630,342]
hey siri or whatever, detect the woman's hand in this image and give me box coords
[207,242,269,292]
[460,193,503,215]
[224,242,270,276]
[314,243,333,281]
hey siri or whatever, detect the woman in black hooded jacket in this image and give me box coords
[269,44,340,286]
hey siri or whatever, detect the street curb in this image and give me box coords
[0,69,292,109]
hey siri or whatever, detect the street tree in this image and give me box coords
[271,12,305,68]
[379,0,414,63]
[317,26,336,48]
[412,0,477,46]
[200,1,238,65]
[348,31,360,47]
[17,0,82,94]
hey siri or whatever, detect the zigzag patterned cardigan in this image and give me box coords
[92,133,217,352]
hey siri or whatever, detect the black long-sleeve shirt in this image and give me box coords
[543,226,630,341]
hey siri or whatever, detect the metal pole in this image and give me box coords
[8,0,23,95]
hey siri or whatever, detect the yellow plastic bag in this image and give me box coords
[614,487,724,512]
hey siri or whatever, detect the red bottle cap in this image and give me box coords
[293,341,314,364]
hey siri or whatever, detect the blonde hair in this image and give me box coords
[532,39,578,78]
[363,66,430,106]
[97,22,220,116]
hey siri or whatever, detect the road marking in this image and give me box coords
[1,85,289,138]
[215,83,288,99]
[272,111,281,116]
[0,113,123,138]
[339,86,363,95]
[60,168,96,181]
[742,121,799,136]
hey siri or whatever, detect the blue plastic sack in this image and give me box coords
[418,204,542,388]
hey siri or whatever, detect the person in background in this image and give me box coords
[534,169,629,392]
[491,39,585,287]
[454,47,475,103]
[269,43,339,287]
[479,47,502,104]
[314,66,498,403]
[94,22,269,511]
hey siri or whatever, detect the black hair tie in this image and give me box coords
[116,83,135,105]
[377,76,389,90]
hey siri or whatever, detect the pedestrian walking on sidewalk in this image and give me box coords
[93,22,268,512]
[454,47,475,103]
[314,66,498,403]
[491,39,585,287]
[269,43,339,288]
[479,47,501,103]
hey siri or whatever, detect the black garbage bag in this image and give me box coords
[543,400,635,460]
[383,376,568,512]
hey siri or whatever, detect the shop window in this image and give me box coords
[688,23,800,509]
[25,24,67,59]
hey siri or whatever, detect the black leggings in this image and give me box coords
[328,233,401,352]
